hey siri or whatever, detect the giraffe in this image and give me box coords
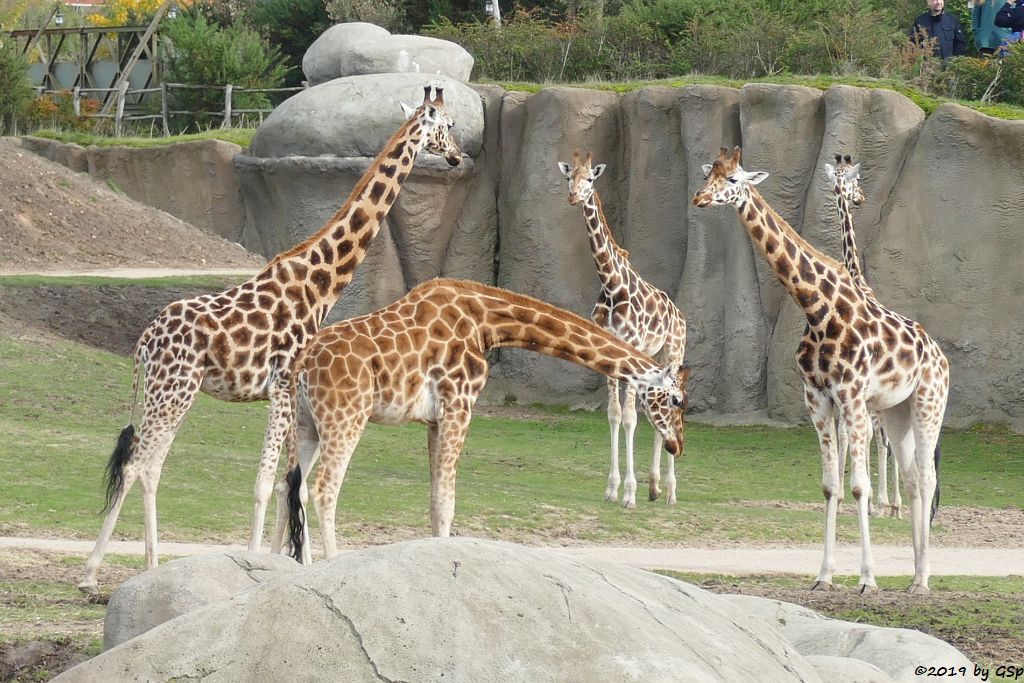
[824,155,902,519]
[272,278,690,564]
[77,86,463,594]
[557,151,687,508]
[693,147,949,594]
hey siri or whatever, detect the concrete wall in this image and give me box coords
[28,84,1024,429]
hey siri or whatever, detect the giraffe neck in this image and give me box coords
[264,116,429,319]
[452,281,662,384]
[582,192,631,292]
[737,188,853,328]
[834,185,870,291]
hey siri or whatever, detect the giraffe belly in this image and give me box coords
[200,369,270,402]
[865,378,915,413]
[372,385,439,426]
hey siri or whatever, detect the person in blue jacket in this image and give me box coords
[973,0,1011,54]
[910,0,968,58]
[995,0,1024,36]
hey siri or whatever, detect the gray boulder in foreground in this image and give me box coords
[720,594,981,682]
[63,538,821,682]
[102,550,299,650]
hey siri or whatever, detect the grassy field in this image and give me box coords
[1,333,1022,550]
[1,326,1023,680]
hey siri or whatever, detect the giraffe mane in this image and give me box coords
[268,110,426,266]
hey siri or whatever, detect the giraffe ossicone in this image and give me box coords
[558,150,688,508]
[77,84,462,594]
[693,145,948,595]
[273,278,690,564]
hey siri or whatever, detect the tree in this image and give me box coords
[243,0,330,87]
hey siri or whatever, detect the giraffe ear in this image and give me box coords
[701,163,713,178]
[743,170,769,186]
[847,163,861,181]
[591,163,606,179]
[824,163,837,180]
[400,101,417,119]
[557,161,572,177]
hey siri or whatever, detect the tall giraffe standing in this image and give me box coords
[824,155,901,519]
[557,151,687,507]
[78,86,462,593]
[693,147,948,594]
[275,279,690,564]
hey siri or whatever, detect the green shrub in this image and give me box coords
[161,10,289,133]
[243,0,331,87]
[937,55,1001,101]
[0,38,34,133]
[326,0,406,31]
[999,42,1024,106]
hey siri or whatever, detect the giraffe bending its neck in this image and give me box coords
[824,155,901,519]
[274,278,690,564]
[557,151,687,508]
[694,147,949,594]
[78,86,462,594]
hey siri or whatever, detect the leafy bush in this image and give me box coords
[937,55,1002,102]
[326,0,406,31]
[20,90,102,133]
[0,38,33,133]
[998,42,1024,106]
[161,10,289,132]
[243,0,331,87]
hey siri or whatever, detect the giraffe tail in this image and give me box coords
[930,443,942,527]
[286,465,305,562]
[103,424,135,514]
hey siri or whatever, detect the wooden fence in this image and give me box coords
[35,81,305,136]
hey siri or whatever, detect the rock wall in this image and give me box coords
[20,137,245,242]
[27,83,1024,429]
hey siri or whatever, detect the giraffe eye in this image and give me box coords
[727,177,738,184]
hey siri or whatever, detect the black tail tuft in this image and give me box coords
[286,465,305,562]
[930,443,942,526]
[103,425,135,513]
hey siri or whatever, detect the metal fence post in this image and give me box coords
[115,80,129,137]
[161,82,170,136]
[223,84,233,129]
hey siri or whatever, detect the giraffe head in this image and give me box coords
[824,154,865,206]
[692,146,768,208]
[638,365,690,457]
[557,151,606,206]
[401,85,463,167]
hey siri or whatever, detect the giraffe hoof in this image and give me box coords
[810,581,837,592]
[649,489,661,502]
[622,500,637,510]
[858,583,879,595]
[603,493,618,503]
[907,582,930,595]
[77,581,100,596]
[666,496,677,506]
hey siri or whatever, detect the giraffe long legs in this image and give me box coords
[806,388,841,591]
[430,402,473,537]
[621,385,639,509]
[604,378,622,502]
[79,369,199,593]
[271,391,320,556]
[249,372,293,552]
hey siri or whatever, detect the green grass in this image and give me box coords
[28,128,256,149]
[1,334,1022,548]
[493,74,1024,119]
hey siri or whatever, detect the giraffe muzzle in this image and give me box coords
[693,194,711,207]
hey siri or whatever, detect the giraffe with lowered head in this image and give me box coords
[557,151,687,507]
[275,278,690,564]
[824,154,902,519]
[693,147,948,594]
[78,86,462,593]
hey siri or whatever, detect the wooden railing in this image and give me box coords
[35,82,305,135]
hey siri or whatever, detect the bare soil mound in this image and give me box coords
[0,137,264,273]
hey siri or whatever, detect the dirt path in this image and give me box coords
[3,536,1022,577]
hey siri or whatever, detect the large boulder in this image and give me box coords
[235,73,491,322]
[720,594,980,682]
[61,539,823,682]
[303,22,473,85]
[102,550,299,650]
